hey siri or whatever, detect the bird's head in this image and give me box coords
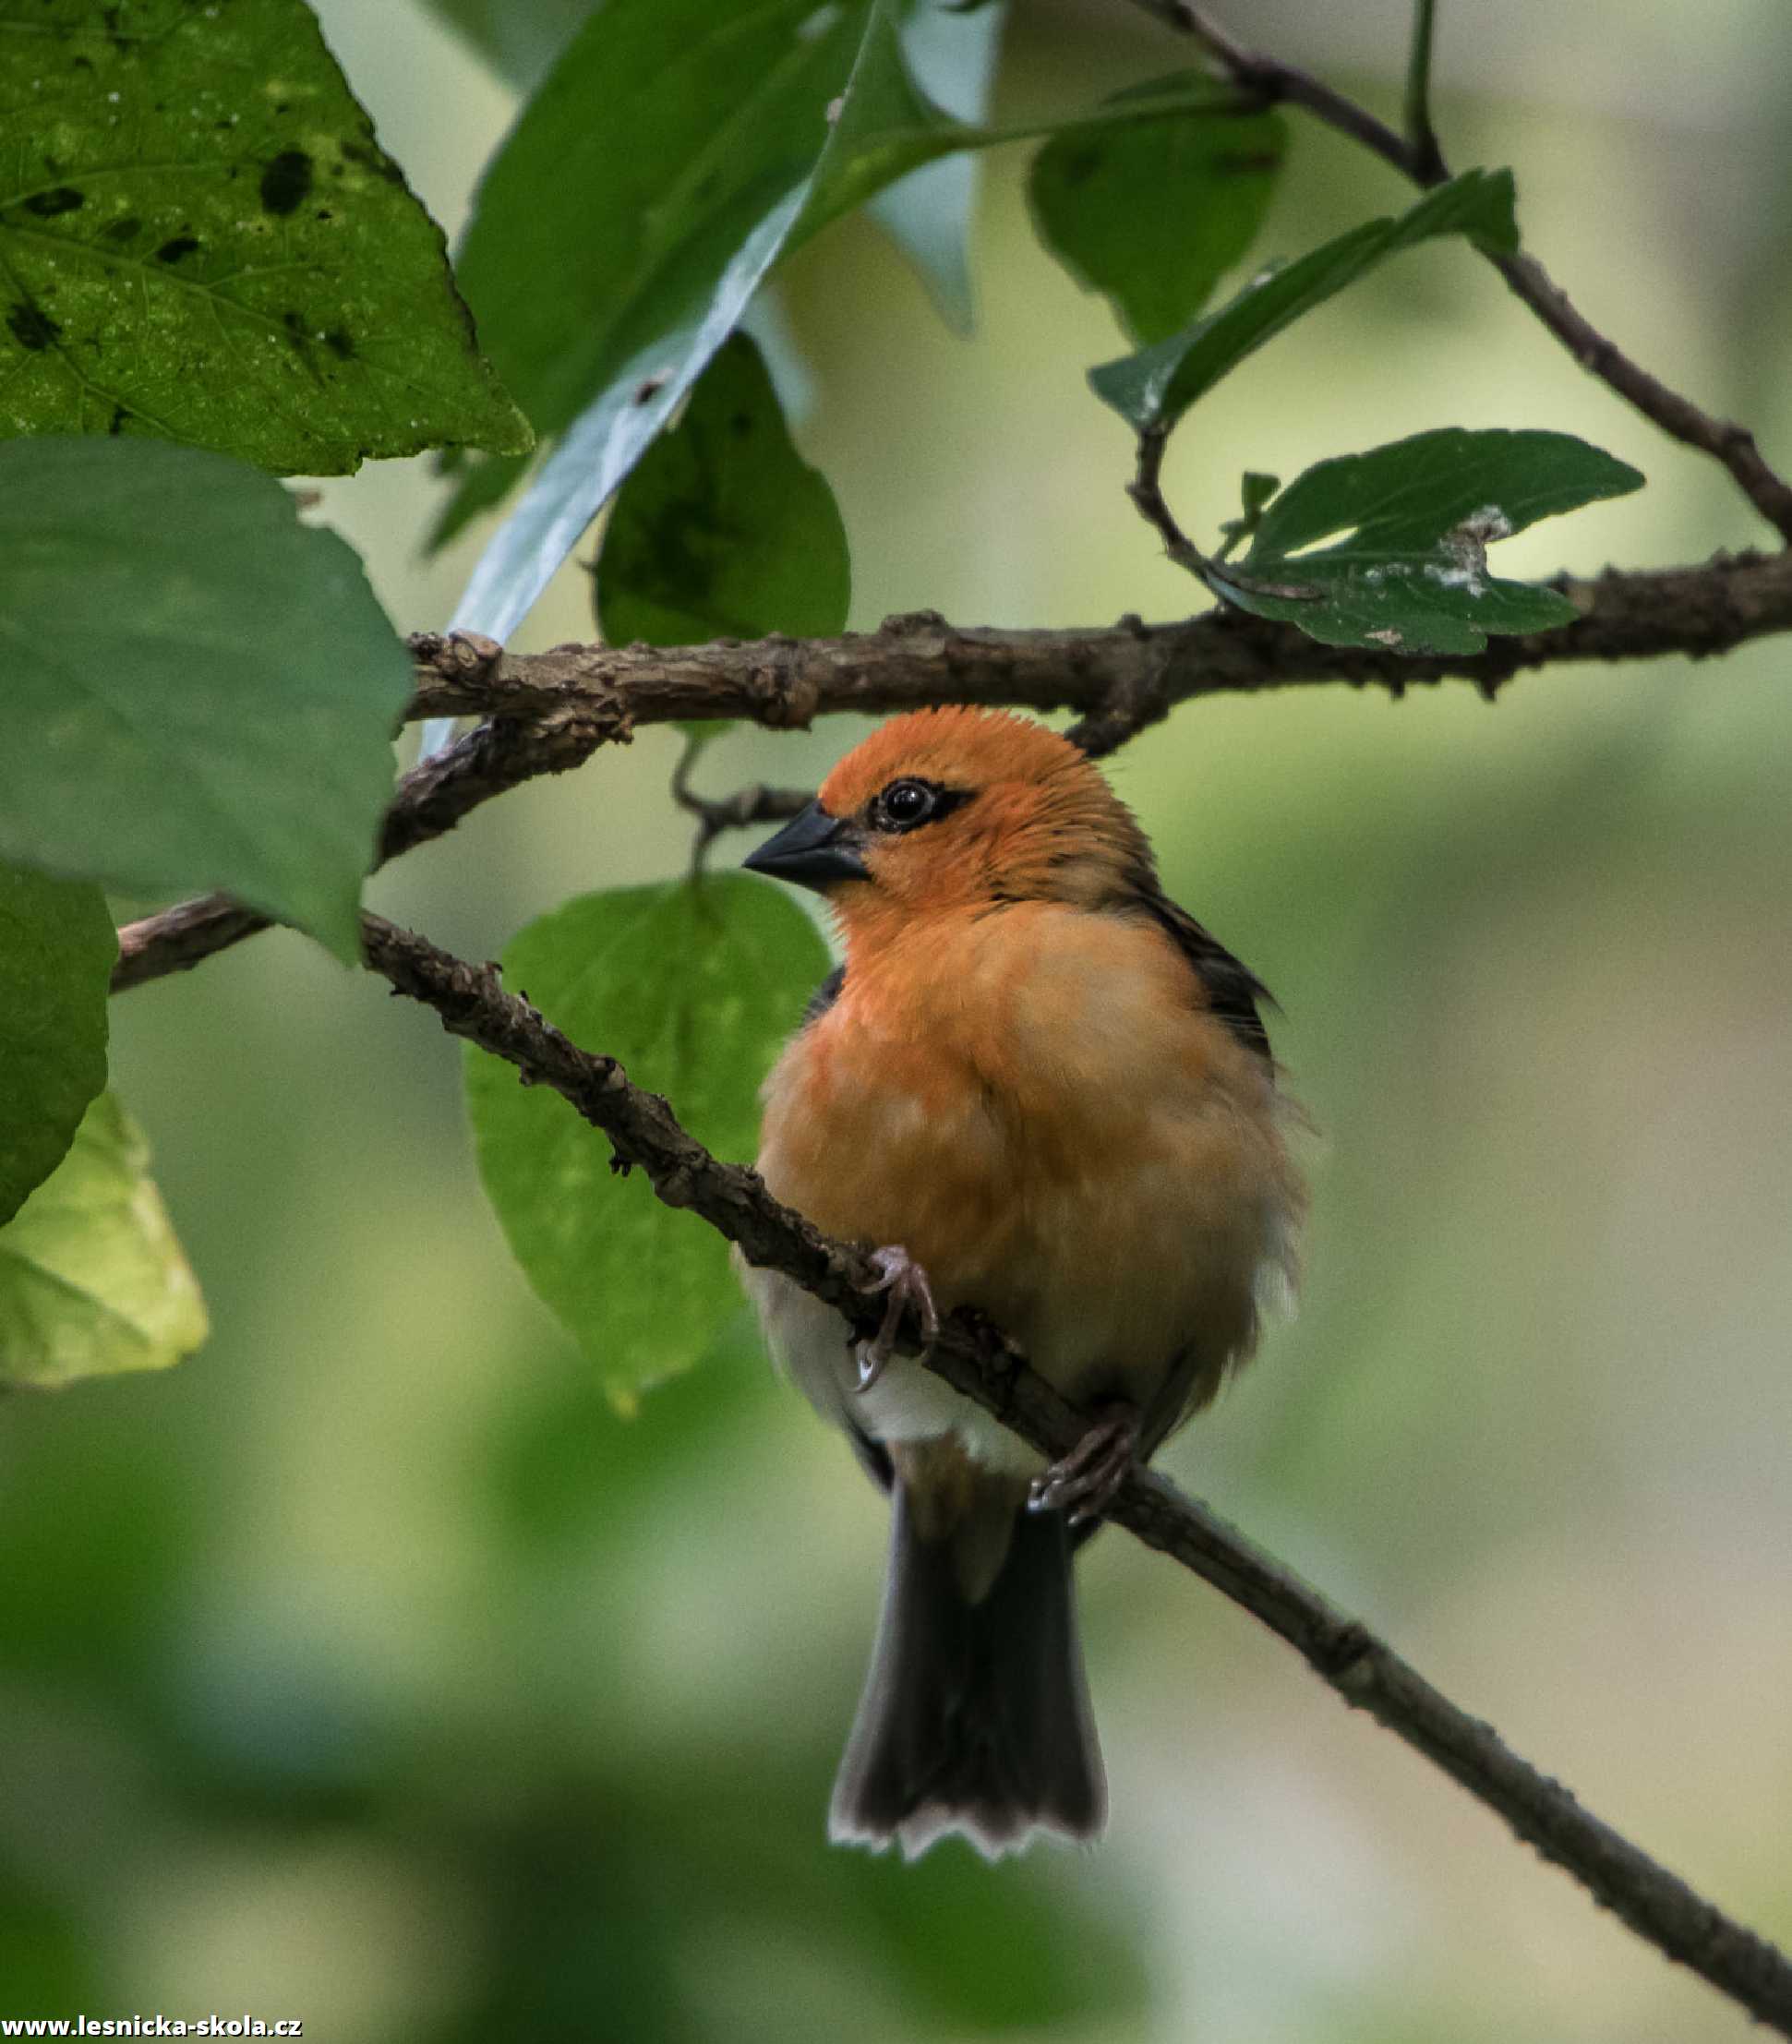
[743,708,1154,939]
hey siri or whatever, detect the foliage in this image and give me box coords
[464,876,830,1406]
[595,332,851,650]
[0,0,1644,1401]
[0,437,414,963]
[0,0,527,468]
[1,0,1762,2030]
[0,1092,207,1388]
[0,865,113,1227]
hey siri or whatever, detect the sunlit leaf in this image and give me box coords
[0,438,413,963]
[595,332,849,648]
[0,866,114,1227]
[0,0,528,472]
[1088,168,1519,434]
[1028,74,1285,345]
[464,876,829,1406]
[0,1093,208,1389]
[1213,427,1644,654]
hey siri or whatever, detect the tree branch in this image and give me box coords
[670,733,812,872]
[109,546,1792,996]
[363,908,1792,2038]
[1401,0,1446,186]
[1123,0,1792,541]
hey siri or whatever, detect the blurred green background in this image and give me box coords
[6,1,1792,2037]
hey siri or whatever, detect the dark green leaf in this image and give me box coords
[595,333,849,648]
[0,438,413,962]
[0,1092,208,1389]
[1217,466,1281,550]
[464,876,829,1406]
[0,0,528,473]
[0,867,114,1227]
[1028,74,1286,345]
[1089,168,1520,434]
[1214,427,1644,654]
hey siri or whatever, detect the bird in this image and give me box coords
[738,705,1305,1859]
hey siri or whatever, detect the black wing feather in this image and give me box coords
[1134,891,1275,1064]
[804,961,847,1026]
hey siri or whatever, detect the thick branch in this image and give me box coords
[365,909,1792,2037]
[111,547,1792,995]
[1124,0,1792,540]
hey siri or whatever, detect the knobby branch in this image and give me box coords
[113,543,1792,996]
[363,908,1792,2039]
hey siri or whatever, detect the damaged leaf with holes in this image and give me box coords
[464,877,831,1407]
[0,0,528,472]
[1210,427,1644,655]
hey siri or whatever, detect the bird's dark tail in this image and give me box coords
[829,1477,1106,1858]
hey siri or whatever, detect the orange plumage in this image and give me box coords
[740,707,1305,1858]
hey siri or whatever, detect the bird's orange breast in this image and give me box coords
[756,902,1300,1414]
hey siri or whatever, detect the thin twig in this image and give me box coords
[110,546,1792,994]
[1122,0,1792,541]
[1126,427,1318,601]
[364,908,1792,2038]
[670,733,811,873]
[1402,0,1446,184]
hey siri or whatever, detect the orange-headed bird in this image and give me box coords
[740,707,1305,1858]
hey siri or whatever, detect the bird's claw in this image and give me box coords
[854,1245,939,1392]
[1029,1408,1141,1526]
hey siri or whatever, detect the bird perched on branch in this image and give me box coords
[740,707,1305,1858]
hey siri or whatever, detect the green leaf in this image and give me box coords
[424,0,596,90]
[1028,74,1286,345]
[464,876,829,1406]
[1217,466,1281,551]
[0,866,114,1228]
[0,1092,208,1389]
[1088,167,1520,434]
[865,0,1006,331]
[0,0,528,473]
[0,438,413,962]
[595,332,849,647]
[1214,427,1644,654]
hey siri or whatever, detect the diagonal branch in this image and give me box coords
[110,545,1792,995]
[1121,0,1792,541]
[364,908,1792,2038]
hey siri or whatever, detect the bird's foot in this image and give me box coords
[854,1245,939,1393]
[1029,1405,1141,1526]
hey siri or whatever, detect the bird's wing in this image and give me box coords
[803,961,847,1027]
[1132,890,1275,1064]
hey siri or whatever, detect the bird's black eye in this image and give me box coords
[877,777,937,830]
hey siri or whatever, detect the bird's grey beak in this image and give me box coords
[743,800,869,891]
